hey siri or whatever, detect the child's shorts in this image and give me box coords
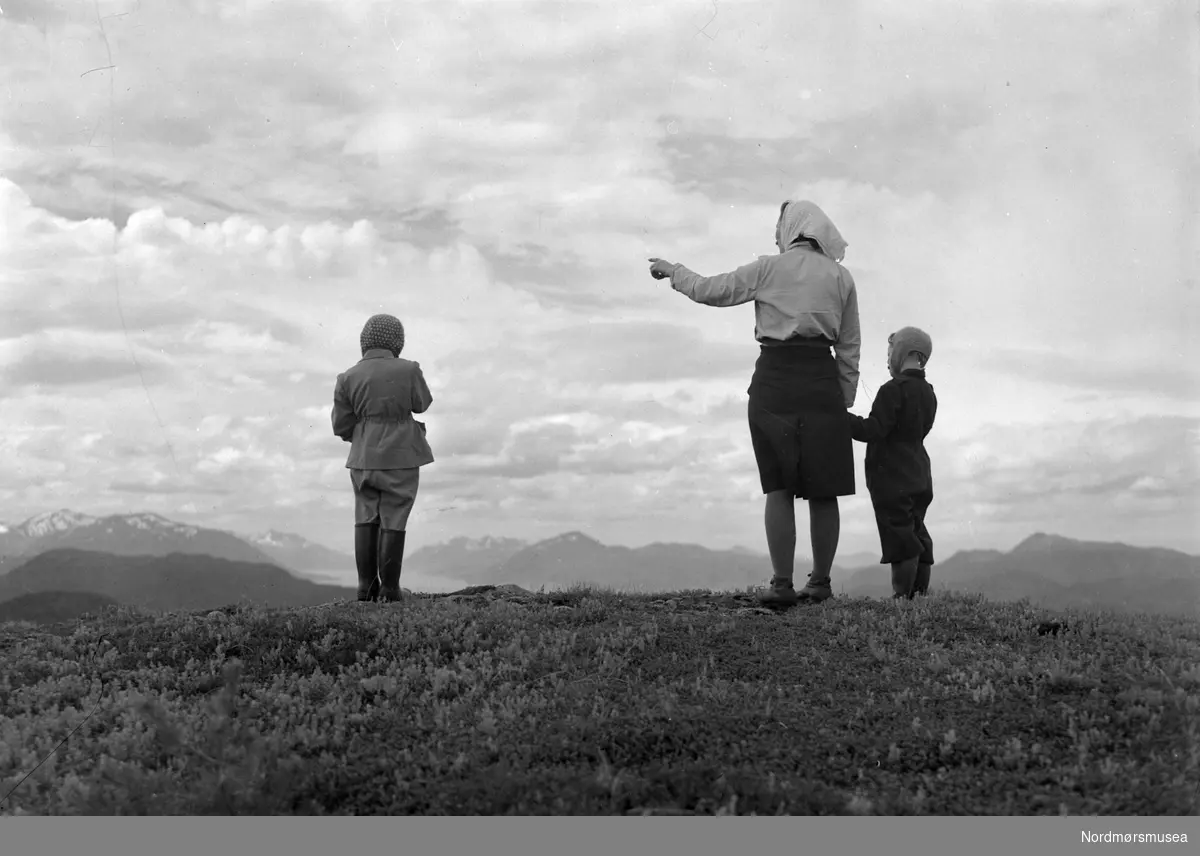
[350,467,420,531]
[871,488,934,565]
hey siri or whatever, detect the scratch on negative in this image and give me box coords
[91,0,185,478]
[695,0,719,40]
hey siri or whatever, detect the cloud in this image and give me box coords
[0,326,174,390]
[0,0,1194,560]
[930,415,1199,537]
[980,348,1200,400]
[440,320,754,387]
[1,350,163,390]
[108,480,233,496]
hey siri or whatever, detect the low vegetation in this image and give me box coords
[0,591,120,626]
[1,585,1197,815]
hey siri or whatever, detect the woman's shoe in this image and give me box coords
[796,573,833,603]
[758,577,800,607]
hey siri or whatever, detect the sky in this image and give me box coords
[0,0,1197,564]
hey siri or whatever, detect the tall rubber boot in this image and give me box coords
[913,563,932,596]
[891,556,918,600]
[355,523,381,602]
[378,529,407,602]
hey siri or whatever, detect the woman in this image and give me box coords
[331,313,434,603]
[649,200,860,606]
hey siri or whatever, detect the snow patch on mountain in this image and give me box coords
[250,531,288,548]
[465,535,516,551]
[119,513,199,537]
[19,510,97,538]
[11,509,209,541]
[539,531,600,548]
[249,531,315,549]
[441,535,527,552]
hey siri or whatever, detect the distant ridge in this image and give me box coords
[837,534,1200,617]
[243,529,355,573]
[486,532,773,593]
[0,508,1194,615]
[0,549,356,613]
[404,535,530,584]
[0,509,353,581]
[0,510,279,576]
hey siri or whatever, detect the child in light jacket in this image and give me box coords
[846,326,937,599]
[332,314,434,602]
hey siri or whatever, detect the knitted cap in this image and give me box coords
[360,313,405,356]
[888,326,932,373]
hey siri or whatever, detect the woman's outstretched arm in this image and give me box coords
[651,257,762,307]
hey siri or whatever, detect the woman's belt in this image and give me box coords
[758,335,834,349]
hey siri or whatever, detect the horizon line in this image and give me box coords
[2,509,1198,560]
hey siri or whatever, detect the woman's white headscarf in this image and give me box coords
[776,200,848,263]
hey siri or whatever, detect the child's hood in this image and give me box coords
[888,326,932,374]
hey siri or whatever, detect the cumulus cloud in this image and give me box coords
[979,348,1200,401]
[0,0,1194,559]
[928,415,1199,548]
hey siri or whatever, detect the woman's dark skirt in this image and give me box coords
[747,338,855,499]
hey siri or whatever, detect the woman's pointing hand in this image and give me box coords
[648,258,677,280]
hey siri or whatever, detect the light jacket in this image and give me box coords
[332,349,434,470]
[668,246,862,408]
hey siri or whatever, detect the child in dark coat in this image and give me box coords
[846,327,937,599]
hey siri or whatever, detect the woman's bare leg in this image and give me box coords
[763,489,796,582]
[799,497,839,600]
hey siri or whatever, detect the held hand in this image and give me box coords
[648,258,676,280]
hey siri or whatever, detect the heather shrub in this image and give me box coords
[1,589,1197,815]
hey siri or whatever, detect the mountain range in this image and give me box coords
[401,533,878,591]
[0,509,1195,623]
[0,549,354,614]
[0,510,282,574]
[836,533,1200,618]
[402,532,1198,617]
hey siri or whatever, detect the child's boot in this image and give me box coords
[758,576,800,607]
[378,529,407,602]
[913,563,932,596]
[891,557,918,599]
[354,522,381,601]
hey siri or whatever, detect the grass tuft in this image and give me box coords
[1,586,1197,815]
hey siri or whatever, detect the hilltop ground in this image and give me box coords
[1,586,1197,815]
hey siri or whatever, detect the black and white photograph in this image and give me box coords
[0,0,1196,835]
